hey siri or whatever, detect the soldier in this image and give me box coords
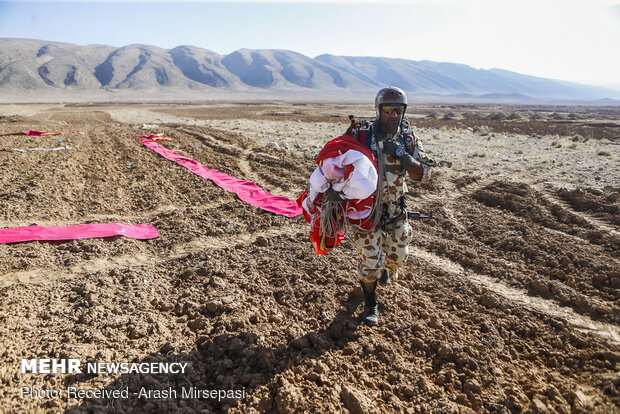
[351,86,435,325]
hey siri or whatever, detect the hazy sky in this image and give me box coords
[0,0,619,88]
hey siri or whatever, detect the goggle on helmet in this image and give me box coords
[375,86,408,111]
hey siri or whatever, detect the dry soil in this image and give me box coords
[0,102,618,413]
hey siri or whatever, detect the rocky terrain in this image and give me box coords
[0,102,618,413]
[2,38,620,102]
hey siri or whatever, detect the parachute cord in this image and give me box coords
[319,198,345,240]
[317,166,346,239]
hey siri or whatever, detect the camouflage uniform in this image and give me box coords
[353,125,432,283]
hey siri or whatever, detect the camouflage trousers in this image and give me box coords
[353,218,413,283]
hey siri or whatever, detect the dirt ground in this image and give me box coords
[0,102,618,413]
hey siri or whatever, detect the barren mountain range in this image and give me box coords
[1,38,619,102]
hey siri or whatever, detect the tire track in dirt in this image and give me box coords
[437,202,469,234]
[169,225,303,255]
[177,126,232,148]
[0,252,148,288]
[177,125,297,200]
[106,107,209,127]
[237,148,260,186]
[541,190,619,236]
[410,246,620,346]
[1,226,304,288]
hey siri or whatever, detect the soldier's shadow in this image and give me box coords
[66,288,363,413]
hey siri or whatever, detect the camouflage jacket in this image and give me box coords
[351,119,435,220]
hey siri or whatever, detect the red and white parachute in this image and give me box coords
[297,134,378,254]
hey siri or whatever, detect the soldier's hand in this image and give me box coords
[400,154,417,169]
[382,140,400,158]
[407,163,431,182]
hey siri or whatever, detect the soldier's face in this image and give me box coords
[379,104,405,135]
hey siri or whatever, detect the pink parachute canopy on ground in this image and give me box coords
[141,140,302,218]
[0,131,84,137]
[0,223,160,244]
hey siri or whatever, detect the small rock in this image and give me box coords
[228,338,245,355]
[187,317,208,331]
[275,381,302,414]
[206,299,222,314]
[592,274,608,285]
[568,390,589,409]
[596,351,620,363]
[305,371,320,382]
[429,315,442,329]
[47,399,61,408]
[531,279,550,295]
[480,292,500,308]
[417,377,430,392]
[314,361,329,374]
[559,256,571,267]
[530,398,549,413]
[546,385,567,405]
[342,344,356,355]
[437,345,454,360]
[307,332,320,347]
[290,336,311,350]
[506,386,530,411]
[480,322,493,333]
[411,323,425,332]
[341,386,371,414]
[158,302,174,312]
[403,386,416,397]
[128,326,146,339]
[269,313,284,324]
[160,342,175,354]
[464,379,481,395]
[434,373,447,386]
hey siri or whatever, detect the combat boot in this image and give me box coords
[379,269,390,286]
[360,281,378,325]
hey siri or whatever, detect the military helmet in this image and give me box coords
[375,86,407,109]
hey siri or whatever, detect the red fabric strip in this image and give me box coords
[141,140,302,218]
[135,135,170,142]
[0,223,160,244]
[0,131,84,137]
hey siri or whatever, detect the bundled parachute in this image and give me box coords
[297,135,378,254]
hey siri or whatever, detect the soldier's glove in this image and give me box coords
[324,186,344,202]
[383,140,417,169]
[382,140,400,158]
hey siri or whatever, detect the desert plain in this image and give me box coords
[0,101,618,413]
